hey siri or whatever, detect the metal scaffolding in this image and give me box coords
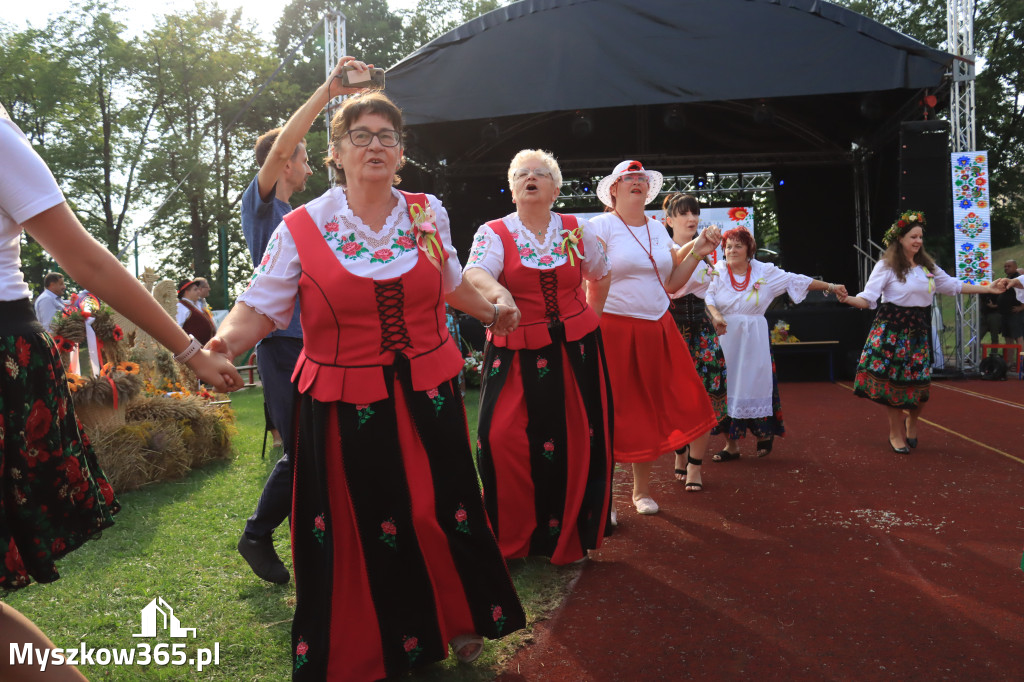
[324,11,347,185]
[946,0,979,372]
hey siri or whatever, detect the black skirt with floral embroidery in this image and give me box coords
[0,299,119,591]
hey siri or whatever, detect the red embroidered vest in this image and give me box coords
[488,215,599,350]
[179,299,215,345]
[284,192,463,403]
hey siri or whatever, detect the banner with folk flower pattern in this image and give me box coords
[950,151,992,284]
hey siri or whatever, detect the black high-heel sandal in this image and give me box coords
[684,454,704,492]
[674,445,690,480]
[888,437,910,455]
[904,418,918,449]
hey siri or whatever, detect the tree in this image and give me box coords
[141,3,280,307]
[838,0,1024,247]
[401,0,505,52]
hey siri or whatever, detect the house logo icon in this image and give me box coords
[132,597,197,638]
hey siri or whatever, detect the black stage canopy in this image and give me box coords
[384,0,955,318]
[388,0,952,125]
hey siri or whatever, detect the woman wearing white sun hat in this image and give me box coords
[588,160,721,518]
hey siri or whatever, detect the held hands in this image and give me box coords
[833,284,849,302]
[490,302,521,336]
[711,312,728,336]
[694,226,722,257]
[990,278,1012,293]
[187,348,244,393]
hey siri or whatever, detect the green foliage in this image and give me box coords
[400,0,506,53]
[837,0,1024,248]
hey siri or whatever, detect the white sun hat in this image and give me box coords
[596,160,664,208]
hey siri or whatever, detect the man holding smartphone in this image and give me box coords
[235,56,372,584]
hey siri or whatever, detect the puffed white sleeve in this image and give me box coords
[930,265,964,297]
[462,224,504,279]
[579,217,610,281]
[761,262,813,304]
[855,260,891,310]
[704,264,722,308]
[1017,275,1024,304]
[431,198,463,293]
[236,223,302,328]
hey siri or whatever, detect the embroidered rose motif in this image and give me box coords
[536,357,550,379]
[371,248,395,263]
[394,228,416,251]
[542,439,555,461]
[313,514,326,544]
[538,255,554,266]
[403,635,423,662]
[489,358,502,377]
[356,404,375,428]
[426,387,445,415]
[15,338,31,367]
[324,221,340,233]
[295,637,309,670]
[455,504,470,534]
[339,234,369,259]
[491,604,507,634]
[548,518,560,536]
[519,246,534,259]
[380,518,397,549]
[25,400,51,444]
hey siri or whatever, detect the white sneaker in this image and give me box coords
[609,505,618,527]
[633,497,659,515]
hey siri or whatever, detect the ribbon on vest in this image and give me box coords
[745,277,767,306]
[559,225,584,266]
[408,200,448,266]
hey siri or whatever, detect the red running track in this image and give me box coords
[497,379,1024,681]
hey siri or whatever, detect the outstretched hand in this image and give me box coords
[833,284,849,301]
[990,278,1012,293]
[490,303,521,336]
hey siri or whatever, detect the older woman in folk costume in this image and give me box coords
[589,161,721,517]
[210,89,525,681]
[706,228,845,460]
[840,211,1004,453]
[663,193,728,491]
[463,149,613,565]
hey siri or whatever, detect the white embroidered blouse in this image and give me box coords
[238,186,462,329]
[463,212,609,281]
[856,260,963,309]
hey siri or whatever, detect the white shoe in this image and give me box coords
[610,505,618,527]
[633,497,659,515]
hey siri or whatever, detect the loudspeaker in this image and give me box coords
[899,121,952,262]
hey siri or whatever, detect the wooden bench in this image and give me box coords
[770,340,840,382]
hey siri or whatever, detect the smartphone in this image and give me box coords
[340,65,385,90]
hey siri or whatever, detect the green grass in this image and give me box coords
[5,388,577,680]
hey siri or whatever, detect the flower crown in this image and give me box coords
[882,210,926,247]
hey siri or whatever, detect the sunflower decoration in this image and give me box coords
[66,373,88,393]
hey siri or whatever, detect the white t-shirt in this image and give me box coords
[238,186,462,329]
[588,212,674,320]
[855,260,963,309]
[0,109,65,302]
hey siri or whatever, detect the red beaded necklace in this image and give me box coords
[727,263,752,291]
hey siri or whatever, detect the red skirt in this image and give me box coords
[600,312,717,462]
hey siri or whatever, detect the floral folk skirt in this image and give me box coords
[672,308,728,423]
[289,358,525,681]
[853,303,931,408]
[0,299,119,591]
[476,326,614,566]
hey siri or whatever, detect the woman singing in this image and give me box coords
[211,87,525,680]
[464,149,614,565]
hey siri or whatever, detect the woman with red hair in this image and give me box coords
[705,228,845,460]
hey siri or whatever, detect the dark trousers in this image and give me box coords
[244,336,303,540]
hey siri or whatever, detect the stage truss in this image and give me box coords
[555,172,774,209]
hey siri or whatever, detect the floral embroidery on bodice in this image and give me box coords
[322,200,417,265]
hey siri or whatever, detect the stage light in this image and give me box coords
[571,111,594,138]
[777,179,786,187]
[753,101,774,125]
[480,121,500,143]
[663,105,685,132]
[695,172,707,189]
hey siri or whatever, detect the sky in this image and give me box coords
[3,0,418,43]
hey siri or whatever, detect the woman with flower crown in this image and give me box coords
[705,228,844,461]
[839,211,1003,453]
[210,90,525,680]
[463,149,614,565]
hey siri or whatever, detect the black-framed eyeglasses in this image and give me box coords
[344,129,401,147]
